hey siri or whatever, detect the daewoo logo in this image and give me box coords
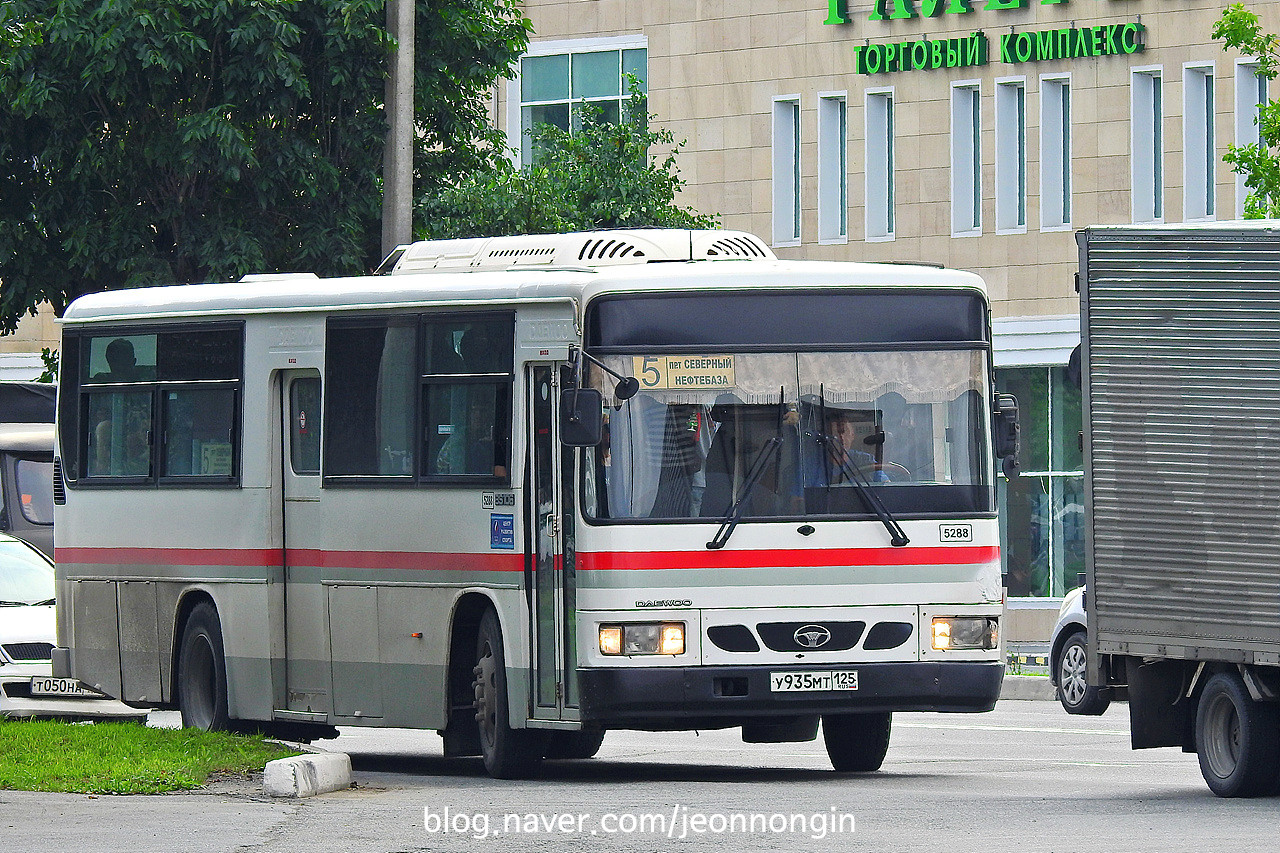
[635,599,692,608]
[793,625,832,649]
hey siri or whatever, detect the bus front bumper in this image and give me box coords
[578,661,1003,726]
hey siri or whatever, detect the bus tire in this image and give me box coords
[473,608,544,779]
[543,729,606,760]
[177,601,231,732]
[822,712,891,772]
[1195,671,1280,798]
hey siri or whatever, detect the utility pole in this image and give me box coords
[382,0,414,258]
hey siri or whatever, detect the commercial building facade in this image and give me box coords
[500,0,1277,605]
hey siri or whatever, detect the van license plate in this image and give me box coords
[769,671,859,692]
[29,677,104,697]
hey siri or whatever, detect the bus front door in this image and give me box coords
[528,365,580,722]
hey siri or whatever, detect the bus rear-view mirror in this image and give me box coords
[560,388,604,447]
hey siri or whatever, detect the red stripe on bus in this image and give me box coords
[55,546,524,573]
[577,545,1000,572]
[285,549,523,573]
[56,547,281,567]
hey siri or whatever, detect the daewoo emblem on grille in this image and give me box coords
[793,625,832,649]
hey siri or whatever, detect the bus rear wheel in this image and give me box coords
[822,712,891,772]
[473,608,544,778]
[177,601,231,732]
[1195,671,1280,798]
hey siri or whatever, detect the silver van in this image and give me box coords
[0,383,56,558]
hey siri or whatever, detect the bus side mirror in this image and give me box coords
[560,388,604,447]
[993,393,1019,478]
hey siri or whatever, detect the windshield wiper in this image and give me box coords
[31,598,55,606]
[0,600,34,606]
[823,435,910,548]
[706,435,782,550]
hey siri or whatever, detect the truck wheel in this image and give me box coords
[822,712,891,772]
[543,729,606,760]
[473,608,544,778]
[1055,631,1111,716]
[1195,671,1280,798]
[177,602,231,731]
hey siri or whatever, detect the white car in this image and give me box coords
[0,534,147,721]
[1047,585,1111,715]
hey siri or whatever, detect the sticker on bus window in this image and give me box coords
[632,355,735,391]
[490,514,515,550]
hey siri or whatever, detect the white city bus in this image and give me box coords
[52,229,1016,777]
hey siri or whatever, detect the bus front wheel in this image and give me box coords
[822,712,891,772]
[177,601,231,731]
[473,608,544,778]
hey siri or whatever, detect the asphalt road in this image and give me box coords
[3,701,1276,853]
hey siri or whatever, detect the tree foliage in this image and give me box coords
[1213,3,1280,217]
[0,0,529,333]
[419,88,718,239]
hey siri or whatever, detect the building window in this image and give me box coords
[817,93,848,243]
[1040,76,1072,230]
[1184,64,1216,220]
[1132,68,1164,223]
[516,42,647,165]
[951,83,981,235]
[865,89,895,241]
[995,79,1027,232]
[772,96,802,246]
[997,365,1083,598]
[1235,60,1268,217]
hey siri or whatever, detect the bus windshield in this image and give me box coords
[583,349,992,521]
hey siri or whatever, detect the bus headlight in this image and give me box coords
[931,617,998,651]
[599,623,685,656]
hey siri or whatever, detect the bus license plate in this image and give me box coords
[29,677,104,698]
[769,671,858,692]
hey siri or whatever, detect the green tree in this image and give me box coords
[0,0,529,333]
[1214,3,1280,217]
[419,88,718,239]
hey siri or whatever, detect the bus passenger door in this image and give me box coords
[279,370,329,715]
[528,365,579,722]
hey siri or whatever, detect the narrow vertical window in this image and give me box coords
[865,89,895,240]
[951,83,981,235]
[772,96,802,245]
[1131,69,1164,223]
[1040,76,1072,229]
[1184,64,1216,220]
[1235,61,1268,217]
[818,93,848,243]
[996,79,1027,231]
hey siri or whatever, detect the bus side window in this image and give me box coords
[290,378,322,475]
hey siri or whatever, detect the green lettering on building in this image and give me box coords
[825,0,849,24]
[852,21,1143,74]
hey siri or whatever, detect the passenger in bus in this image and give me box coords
[92,338,152,382]
[650,403,705,518]
[435,392,507,477]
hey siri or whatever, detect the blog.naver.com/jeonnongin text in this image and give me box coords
[423,805,856,841]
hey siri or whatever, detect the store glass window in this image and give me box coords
[997,365,1083,598]
[519,46,647,164]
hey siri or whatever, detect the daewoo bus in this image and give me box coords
[52,229,1018,777]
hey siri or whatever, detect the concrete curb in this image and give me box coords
[1000,674,1056,701]
[263,753,352,798]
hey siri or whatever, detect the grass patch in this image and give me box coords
[0,719,301,794]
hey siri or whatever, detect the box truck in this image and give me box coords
[1080,221,1280,798]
